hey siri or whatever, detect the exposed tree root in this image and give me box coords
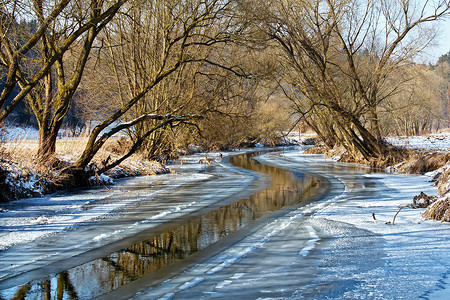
[388,192,437,225]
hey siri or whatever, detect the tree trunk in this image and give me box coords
[368,106,382,141]
[37,123,61,165]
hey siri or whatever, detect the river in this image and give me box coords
[1,148,449,299]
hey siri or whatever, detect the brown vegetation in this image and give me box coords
[0,136,168,202]
[0,0,449,203]
[397,152,450,174]
[240,0,450,163]
[422,197,450,222]
[305,142,450,175]
[422,166,450,222]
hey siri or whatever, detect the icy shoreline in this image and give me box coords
[0,152,229,252]
[276,151,450,299]
[2,148,450,299]
[127,150,450,299]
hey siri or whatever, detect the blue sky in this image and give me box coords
[419,0,450,64]
[428,17,450,63]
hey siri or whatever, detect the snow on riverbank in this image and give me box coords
[384,132,450,152]
[0,163,214,251]
[313,178,450,299]
[280,151,450,299]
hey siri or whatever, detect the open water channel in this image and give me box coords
[2,149,446,299]
[0,150,329,299]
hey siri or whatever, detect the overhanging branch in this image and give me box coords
[98,114,203,174]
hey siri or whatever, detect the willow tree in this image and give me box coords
[243,0,450,162]
[83,0,217,160]
[0,0,128,164]
[62,0,242,183]
[379,64,445,136]
[0,0,71,115]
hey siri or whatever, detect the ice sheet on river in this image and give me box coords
[0,172,213,251]
[2,149,450,299]
[131,151,450,299]
[0,151,267,286]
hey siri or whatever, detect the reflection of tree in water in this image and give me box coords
[6,273,78,300]
[5,152,321,299]
[96,153,320,282]
[231,153,320,214]
[56,272,78,299]
[10,282,31,300]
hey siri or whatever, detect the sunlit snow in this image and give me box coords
[2,147,450,299]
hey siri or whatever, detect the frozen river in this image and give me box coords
[1,149,450,299]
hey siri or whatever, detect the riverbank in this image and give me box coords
[0,127,301,203]
[2,148,450,299]
[119,150,450,299]
[0,137,171,203]
[304,133,450,222]
[1,128,449,214]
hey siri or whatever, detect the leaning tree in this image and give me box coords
[0,0,129,163]
[62,0,249,184]
[242,0,450,162]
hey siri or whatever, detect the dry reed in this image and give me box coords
[422,197,450,222]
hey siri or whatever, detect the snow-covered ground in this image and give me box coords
[1,140,450,298]
[1,125,87,141]
[384,132,450,152]
[129,151,450,299]
[287,130,450,152]
[1,126,40,141]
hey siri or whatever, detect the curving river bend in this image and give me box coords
[0,148,449,299]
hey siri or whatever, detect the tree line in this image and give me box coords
[1,0,449,184]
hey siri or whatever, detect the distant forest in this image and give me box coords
[1,0,449,183]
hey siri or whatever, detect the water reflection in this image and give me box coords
[1,152,322,300]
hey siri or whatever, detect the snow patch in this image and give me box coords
[384,133,450,152]
[178,277,205,291]
[2,126,39,141]
[89,173,114,185]
[299,226,320,257]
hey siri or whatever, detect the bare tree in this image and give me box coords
[62,0,241,183]
[91,1,211,159]
[0,0,71,113]
[0,0,128,164]
[242,0,450,162]
[380,64,444,136]
[0,0,127,119]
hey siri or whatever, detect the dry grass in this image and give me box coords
[305,143,449,175]
[0,133,168,203]
[303,145,330,155]
[436,167,450,196]
[303,144,411,168]
[422,197,450,222]
[397,152,450,174]
[1,135,167,182]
